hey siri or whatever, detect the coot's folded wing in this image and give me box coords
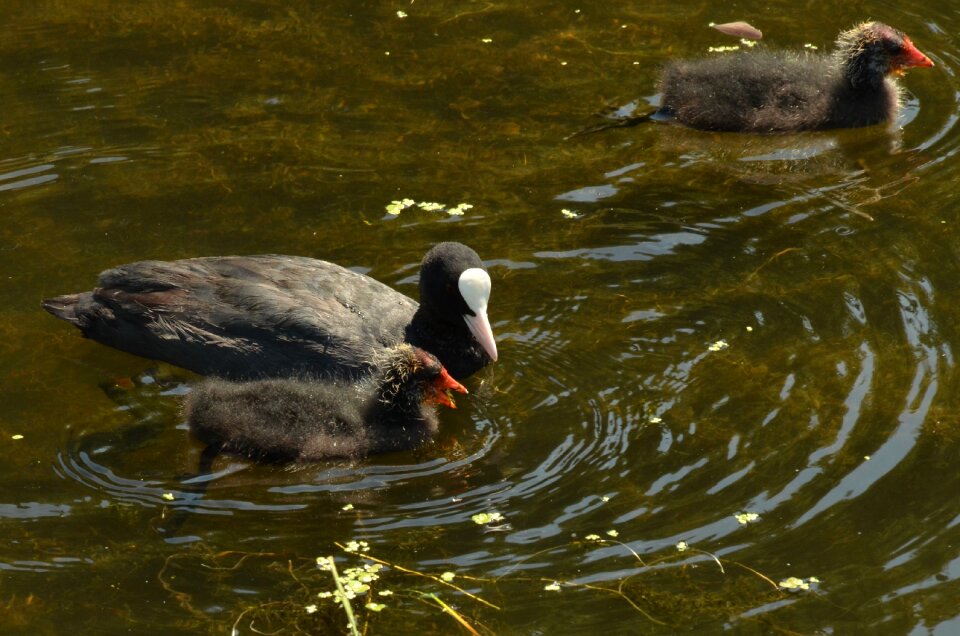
[67,255,417,379]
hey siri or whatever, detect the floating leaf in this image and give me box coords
[447,203,473,216]
[606,529,619,538]
[676,541,689,552]
[305,604,318,614]
[162,493,175,501]
[708,339,729,351]
[386,198,473,216]
[544,582,561,592]
[735,512,760,525]
[343,540,369,553]
[341,503,355,511]
[440,571,456,582]
[779,576,811,591]
[390,198,414,213]
[585,534,601,541]
[779,577,807,590]
[471,511,504,525]
[366,602,387,612]
[708,45,740,53]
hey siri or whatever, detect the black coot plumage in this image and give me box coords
[658,21,934,132]
[184,344,468,462]
[42,242,498,381]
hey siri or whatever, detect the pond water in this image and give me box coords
[2,1,959,634]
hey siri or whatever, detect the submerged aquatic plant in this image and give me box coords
[158,517,804,634]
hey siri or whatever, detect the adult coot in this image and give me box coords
[42,242,497,380]
[185,344,468,462]
[658,21,934,132]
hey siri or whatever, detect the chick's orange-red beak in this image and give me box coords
[426,367,468,409]
[898,37,934,69]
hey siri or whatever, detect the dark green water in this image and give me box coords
[2,1,959,634]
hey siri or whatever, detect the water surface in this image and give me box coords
[2,1,959,634]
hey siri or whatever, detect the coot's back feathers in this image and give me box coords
[658,21,933,132]
[184,344,467,462]
[42,242,497,381]
[660,52,834,132]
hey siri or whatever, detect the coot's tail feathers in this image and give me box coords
[564,108,658,140]
[42,293,86,325]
